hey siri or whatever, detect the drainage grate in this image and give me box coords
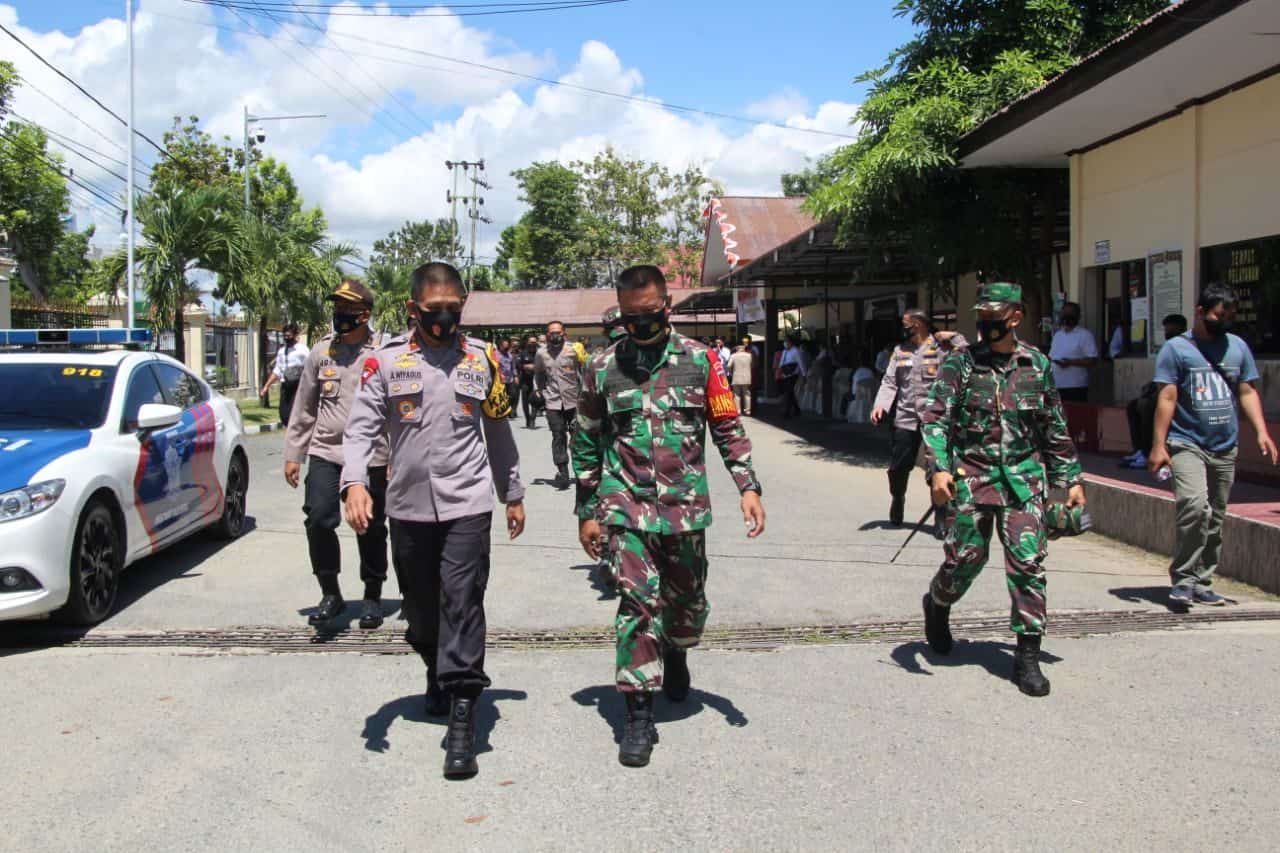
[3,607,1278,654]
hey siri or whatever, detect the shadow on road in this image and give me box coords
[752,406,890,469]
[0,516,260,657]
[1108,585,1187,612]
[888,639,1064,682]
[570,682,749,744]
[361,688,529,755]
[569,562,617,601]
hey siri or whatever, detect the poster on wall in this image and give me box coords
[735,285,766,324]
[1148,249,1183,353]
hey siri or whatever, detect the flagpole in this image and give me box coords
[125,0,136,329]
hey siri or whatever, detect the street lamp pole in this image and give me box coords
[240,106,325,396]
[125,0,136,330]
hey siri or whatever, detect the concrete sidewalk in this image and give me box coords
[6,623,1280,852]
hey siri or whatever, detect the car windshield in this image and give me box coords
[0,363,119,430]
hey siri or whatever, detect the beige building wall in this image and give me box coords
[1069,71,1280,415]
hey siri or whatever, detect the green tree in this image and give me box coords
[511,161,584,288]
[370,219,462,269]
[99,183,243,362]
[0,119,71,301]
[367,262,411,334]
[806,0,1168,314]
[46,225,98,301]
[149,115,247,193]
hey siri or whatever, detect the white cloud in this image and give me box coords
[1,2,858,263]
[745,87,811,122]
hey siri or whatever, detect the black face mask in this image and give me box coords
[622,308,669,344]
[333,313,365,335]
[415,308,459,341]
[547,333,565,347]
[1061,314,1079,328]
[977,317,1011,343]
[1203,317,1232,337]
[901,326,913,341]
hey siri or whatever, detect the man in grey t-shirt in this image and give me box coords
[1149,284,1277,608]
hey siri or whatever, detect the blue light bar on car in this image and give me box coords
[0,328,152,346]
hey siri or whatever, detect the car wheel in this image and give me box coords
[57,500,121,626]
[212,453,248,540]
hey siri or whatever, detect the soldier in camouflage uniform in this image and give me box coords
[574,264,765,768]
[919,282,1086,697]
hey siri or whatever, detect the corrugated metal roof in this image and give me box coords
[461,288,720,328]
[703,196,818,274]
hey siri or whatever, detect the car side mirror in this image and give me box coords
[136,403,182,432]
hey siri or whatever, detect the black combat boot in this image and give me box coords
[922,593,953,655]
[888,471,907,527]
[443,696,479,779]
[358,598,383,630]
[618,693,658,768]
[308,593,345,626]
[554,466,571,490]
[662,648,691,702]
[1013,634,1051,697]
[424,673,449,717]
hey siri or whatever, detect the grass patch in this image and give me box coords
[237,389,279,426]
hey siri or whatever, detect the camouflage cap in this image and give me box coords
[973,281,1022,311]
[327,279,375,309]
[1044,502,1092,540]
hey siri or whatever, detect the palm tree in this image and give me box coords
[219,215,357,395]
[99,183,242,362]
[367,262,411,335]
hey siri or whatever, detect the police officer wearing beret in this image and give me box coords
[342,262,525,780]
[282,279,389,630]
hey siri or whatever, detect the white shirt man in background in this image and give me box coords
[1048,301,1098,402]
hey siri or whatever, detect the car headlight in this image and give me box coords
[0,479,66,524]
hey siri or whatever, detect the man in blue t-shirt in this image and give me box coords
[1149,284,1278,608]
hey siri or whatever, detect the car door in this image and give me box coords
[119,362,189,553]
[150,362,220,534]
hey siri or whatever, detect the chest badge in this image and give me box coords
[395,353,417,369]
[398,399,417,418]
[322,380,336,394]
[410,382,421,392]
[321,367,337,378]
[458,401,474,418]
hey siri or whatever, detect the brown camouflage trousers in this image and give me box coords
[929,498,1048,635]
[609,527,709,692]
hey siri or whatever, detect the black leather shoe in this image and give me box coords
[358,598,383,630]
[618,693,658,768]
[889,496,905,527]
[662,648,690,703]
[308,594,345,626]
[424,676,449,717]
[443,697,479,779]
[922,593,953,655]
[1013,634,1051,697]
[553,468,571,490]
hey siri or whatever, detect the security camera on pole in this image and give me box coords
[241,105,325,399]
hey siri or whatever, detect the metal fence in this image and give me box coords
[11,298,110,330]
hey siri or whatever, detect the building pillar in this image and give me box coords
[1181,104,1202,313]
[1068,152,1083,304]
[764,296,779,398]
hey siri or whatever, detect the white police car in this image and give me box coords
[0,329,249,624]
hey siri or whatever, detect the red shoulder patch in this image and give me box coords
[705,349,738,421]
[360,357,380,388]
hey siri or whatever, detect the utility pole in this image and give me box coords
[446,159,487,282]
[125,0,135,330]
[241,106,324,396]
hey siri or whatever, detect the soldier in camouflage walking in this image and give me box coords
[920,282,1086,697]
[574,264,765,767]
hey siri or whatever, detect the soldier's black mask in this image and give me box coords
[415,308,459,342]
[622,308,669,345]
[977,317,1011,343]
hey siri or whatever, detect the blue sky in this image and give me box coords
[2,1,917,251]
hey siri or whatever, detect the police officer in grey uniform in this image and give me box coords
[342,261,525,781]
[283,280,389,630]
[534,319,582,489]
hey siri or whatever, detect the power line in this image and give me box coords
[193,0,629,17]
[279,0,435,136]
[0,132,126,212]
[5,113,133,186]
[11,75,148,169]
[219,1,419,139]
[183,6,860,140]
[0,21,169,156]
[9,110,151,186]
[242,0,423,137]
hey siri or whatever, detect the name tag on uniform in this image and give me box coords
[453,369,487,400]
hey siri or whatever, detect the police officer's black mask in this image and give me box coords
[414,307,460,342]
[547,332,565,348]
[333,312,366,335]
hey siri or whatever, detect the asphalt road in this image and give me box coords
[5,414,1279,851]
